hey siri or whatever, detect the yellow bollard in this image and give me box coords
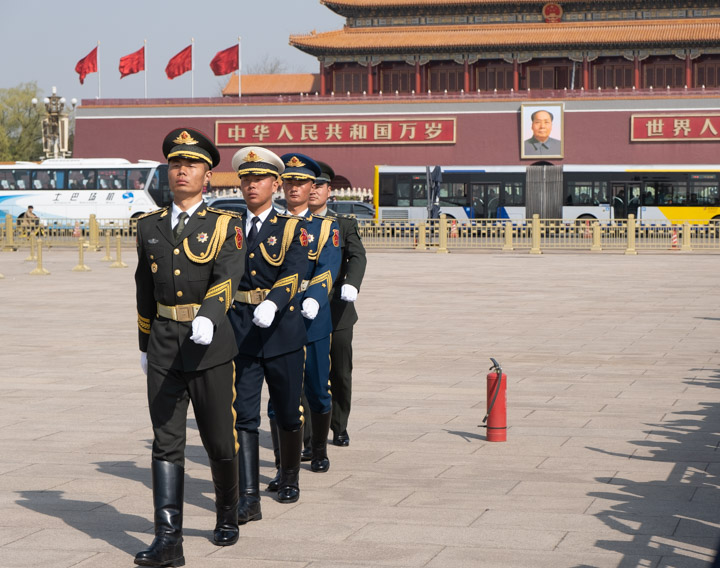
[681,221,692,252]
[72,238,91,272]
[625,214,638,255]
[590,222,602,252]
[25,231,38,261]
[30,238,51,275]
[110,234,128,268]
[415,221,427,251]
[529,214,542,255]
[89,214,101,250]
[502,221,514,251]
[100,231,112,261]
[3,213,17,252]
[437,214,449,254]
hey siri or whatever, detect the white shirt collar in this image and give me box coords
[171,201,203,226]
[246,206,274,230]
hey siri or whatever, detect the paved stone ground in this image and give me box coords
[0,247,719,568]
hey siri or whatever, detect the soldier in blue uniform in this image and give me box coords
[310,161,367,447]
[134,128,246,567]
[279,153,341,474]
[228,147,309,518]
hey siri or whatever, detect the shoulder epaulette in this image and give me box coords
[310,213,332,220]
[277,212,305,220]
[206,206,243,218]
[138,206,168,220]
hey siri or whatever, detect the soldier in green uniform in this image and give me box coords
[134,128,245,567]
[309,161,367,446]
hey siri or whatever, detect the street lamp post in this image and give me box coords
[31,87,77,159]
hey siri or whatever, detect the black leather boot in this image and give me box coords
[236,430,262,523]
[310,411,332,473]
[134,460,185,567]
[276,427,303,504]
[266,420,281,492]
[300,392,312,462]
[209,455,239,546]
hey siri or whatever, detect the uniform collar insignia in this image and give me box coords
[173,130,198,145]
[198,209,207,217]
[148,238,159,244]
[160,209,169,217]
[269,216,278,224]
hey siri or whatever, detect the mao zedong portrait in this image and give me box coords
[524,109,562,156]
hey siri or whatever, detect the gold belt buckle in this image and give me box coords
[175,304,194,321]
[250,290,265,304]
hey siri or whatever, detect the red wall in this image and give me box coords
[74,104,720,189]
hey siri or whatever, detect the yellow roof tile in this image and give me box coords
[222,73,320,97]
[291,19,720,52]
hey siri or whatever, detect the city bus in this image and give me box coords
[374,164,720,224]
[0,158,171,221]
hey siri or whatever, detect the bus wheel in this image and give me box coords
[574,215,597,226]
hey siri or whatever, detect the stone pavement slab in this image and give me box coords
[0,248,719,567]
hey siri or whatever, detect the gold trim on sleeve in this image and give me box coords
[138,313,151,334]
[271,274,299,299]
[205,278,233,312]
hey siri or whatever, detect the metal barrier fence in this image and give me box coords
[2,213,719,253]
[358,214,720,253]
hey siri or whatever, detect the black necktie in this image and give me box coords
[247,216,260,247]
[174,211,189,239]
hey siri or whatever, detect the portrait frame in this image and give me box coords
[520,103,564,159]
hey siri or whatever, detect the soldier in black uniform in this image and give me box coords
[228,147,309,519]
[310,161,367,446]
[134,128,246,567]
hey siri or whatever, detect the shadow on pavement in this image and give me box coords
[587,368,720,567]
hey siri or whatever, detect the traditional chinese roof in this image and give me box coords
[222,73,321,97]
[210,172,242,188]
[321,0,668,12]
[290,18,720,55]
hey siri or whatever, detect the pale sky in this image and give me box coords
[1,0,344,101]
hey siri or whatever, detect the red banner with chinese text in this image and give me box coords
[631,114,720,142]
[215,118,456,146]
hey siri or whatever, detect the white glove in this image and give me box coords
[253,300,277,328]
[341,284,358,302]
[140,352,148,375]
[190,315,214,345]
[301,297,320,320]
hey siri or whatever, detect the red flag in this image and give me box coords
[166,45,192,79]
[210,45,238,76]
[119,46,145,79]
[75,47,98,85]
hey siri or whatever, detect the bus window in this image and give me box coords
[378,175,395,206]
[566,181,593,205]
[656,182,674,205]
[396,175,413,206]
[438,182,466,207]
[0,170,15,189]
[129,169,151,190]
[503,182,525,205]
[99,169,126,190]
[413,180,428,207]
[691,182,719,205]
[147,164,173,207]
[32,170,62,190]
[69,170,97,189]
[642,185,656,205]
[13,170,31,190]
[672,182,688,205]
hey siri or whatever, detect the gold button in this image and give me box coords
[289,306,294,311]
[150,254,155,260]
[173,248,180,255]
[174,269,181,276]
[249,253,255,258]
[177,291,183,297]
[251,270,257,276]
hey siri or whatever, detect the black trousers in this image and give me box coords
[330,326,354,434]
[233,348,305,433]
[147,359,238,466]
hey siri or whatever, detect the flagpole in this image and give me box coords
[144,39,148,99]
[97,40,101,99]
[238,36,242,99]
[191,37,194,99]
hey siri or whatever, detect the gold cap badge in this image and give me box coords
[245,151,261,162]
[173,131,199,145]
[286,156,306,168]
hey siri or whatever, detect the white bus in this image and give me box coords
[0,158,171,221]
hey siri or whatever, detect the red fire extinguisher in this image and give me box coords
[482,358,507,442]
